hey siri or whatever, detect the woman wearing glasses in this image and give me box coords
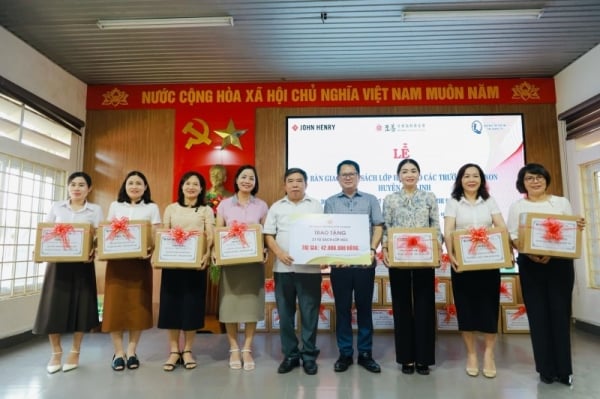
[507,163,585,386]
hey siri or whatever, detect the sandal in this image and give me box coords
[181,350,197,370]
[126,354,140,370]
[111,354,126,371]
[163,352,181,372]
[241,348,255,371]
[229,349,242,370]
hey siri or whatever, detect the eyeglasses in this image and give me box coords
[339,173,358,179]
[524,175,545,183]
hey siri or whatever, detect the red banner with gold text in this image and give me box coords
[87,78,555,199]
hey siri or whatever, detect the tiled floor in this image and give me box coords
[0,327,598,399]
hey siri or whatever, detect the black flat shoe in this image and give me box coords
[557,375,573,386]
[539,374,554,384]
[416,363,430,375]
[111,355,125,371]
[357,352,381,373]
[334,355,353,372]
[126,354,140,370]
[277,357,300,374]
[401,363,415,374]
[302,359,318,375]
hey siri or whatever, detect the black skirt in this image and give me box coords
[451,268,500,333]
[157,268,207,330]
[33,262,99,335]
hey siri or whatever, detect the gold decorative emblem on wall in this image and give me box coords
[214,119,247,150]
[511,82,540,101]
[101,88,129,107]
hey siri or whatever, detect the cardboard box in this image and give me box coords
[435,254,452,277]
[317,305,335,332]
[239,307,269,332]
[97,219,151,260]
[372,278,382,305]
[517,212,581,259]
[34,222,94,263]
[264,278,276,303]
[151,228,206,269]
[499,276,517,305]
[321,277,335,304]
[453,227,513,271]
[436,304,459,333]
[214,223,264,265]
[371,307,395,332]
[382,278,392,305]
[268,303,299,332]
[387,227,440,267]
[435,277,451,304]
[501,304,530,334]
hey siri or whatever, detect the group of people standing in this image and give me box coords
[32,159,583,387]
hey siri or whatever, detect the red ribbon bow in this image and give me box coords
[42,223,74,249]
[511,305,527,320]
[541,218,564,242]
[107,217,134,241]
[387,309,393,316]
[223,221,248,247]
[444,304,457,324]
[397,235,428,253]
[319,305,328,321]
[468,227,496,254]
[168,226,199,245]
[321,280,333,298]
[264,279,275,293]
[440,253,450,272]
[500,282,511,299]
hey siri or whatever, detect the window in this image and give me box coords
[0,91,80,299]
[581,160,600,288]
[0,94,72,159]
[0,154,66,297]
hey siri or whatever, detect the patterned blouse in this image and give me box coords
[382,188,443,244]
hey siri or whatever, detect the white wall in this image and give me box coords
[555,43,600,327]
[0,26,87,121]
[0,27,87,339]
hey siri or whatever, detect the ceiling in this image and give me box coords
[1,0,600,85]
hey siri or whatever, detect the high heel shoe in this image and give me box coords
[163,352,181,372]
[229,349,242,370]
[181,350,197,370]
[466,354,479,377]
[46,352,62,374]
[482,352,496,378]
[241,348,255,371]
[62,350,80,372]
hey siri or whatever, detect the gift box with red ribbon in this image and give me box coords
[213,222,264,266]
[386,227,440,267]
[452,227,513,271]
[151,227,206,269]
[517,212,581,259]
[97,218,152,260]
[502,304,530,333]
[34,222,94,262]
[436,304,459,333]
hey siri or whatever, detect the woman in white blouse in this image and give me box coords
[507,163,585,386]
[33,172,103,373]
[101,171,161,371]
[444,163,508,379]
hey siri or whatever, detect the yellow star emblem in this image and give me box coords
[214,119,248,150]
